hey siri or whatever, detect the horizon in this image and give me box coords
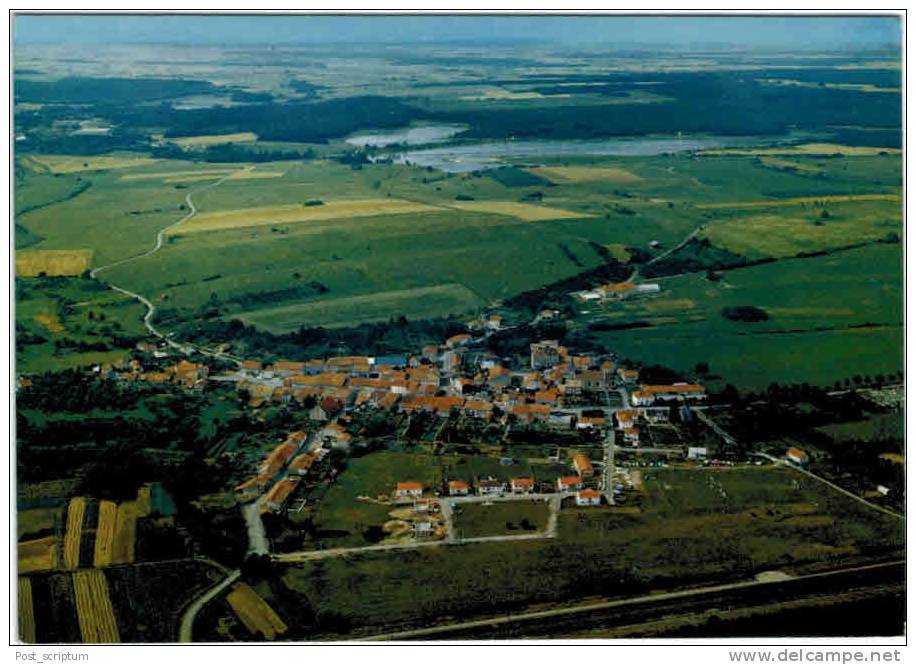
[14,14,902,50]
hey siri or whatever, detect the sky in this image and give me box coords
[14,14,901,50]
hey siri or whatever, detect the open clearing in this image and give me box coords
[701,143,901,157]
[171,199,443,234]
[238,283,483,332]
[445,200,592,221]
[27,154,160,174]
[453,501,551,538]
[168,132,258,148]
[16,249,94,277]
[530,166,642,183]
[226,583,288,640]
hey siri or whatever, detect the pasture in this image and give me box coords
[279,466,903,637]
[24,154,160,174]
[16,249,94,277]
[445,200,593,221]
[238,284,484,331]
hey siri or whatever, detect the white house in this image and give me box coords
[557,476,583,492]
[687,447,708,460]
[395,481,424,498]
[477,478,506,496]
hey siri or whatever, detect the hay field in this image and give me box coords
[110,500,143,565]
[19,578,36,643]
[62,497,86,570]
[163,170,285,184]
[759,157,825,175]
[696,193,900,210]
[27,155,160,174]
[530,166,642,183]
[73,570,121,643]
[445,200,591,221]
[227,583,288,640]
[34,312,64,333]
[169,132,258,148]
[92,501,117,568]
[16,249,94,277]
[120,168,237,182]
[603,243,632,262]
[19,537,59,574]
[701,143,902,157]
[171,199,443,235]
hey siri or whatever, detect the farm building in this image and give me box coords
[446,334,471,348]
[617,368,639,383]
[575,489,602,506]
[622,427,641,445]
[510,478,535,494]
[687,447,708,460]
[573,454,594,477]
[265,479,299,512]
[477,478,506,496]
[510,403,550,423]
[786,447,809,465]
[557,476,583,492]
[289,453,318,476]
[631,383,707,406]
[448,480,470,496]
[395,482,424,498]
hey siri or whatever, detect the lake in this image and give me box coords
[345,124,467,148]
[383,135,801,172]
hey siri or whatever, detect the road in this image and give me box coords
[241,498,270,555]
[353,559,904,641]
[89,168,251,364]
[177,568,241,642]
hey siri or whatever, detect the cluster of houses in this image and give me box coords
[98,357,210,388]
[235,430,327,512]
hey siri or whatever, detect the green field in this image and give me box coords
[279,466,903,637]
[591,243,902,389]
[452,501,550,538]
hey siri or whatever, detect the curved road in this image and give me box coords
[89,168,251,364]
[178,568,241,642]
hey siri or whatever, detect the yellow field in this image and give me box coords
[530,166,642,183]
[73,570,120,643]
[879,453,904,466]
[16,249,94,277]
[19,578,36,643]
[603,243,632,262]
[19,536,59,574]
[696,193,900,210]
[171,199,443,235]
[445,200,592,221]
[227,583,288,640]
[63,497,86,570]
[169,132,258,148]
[120,168,237,182]
[34,312,64,333]
[700,143,902,157]
[28,155,160,174]
[759,157,825,175]
[92,501,117,568]
[162,170,285,184]
[110,501,141,565]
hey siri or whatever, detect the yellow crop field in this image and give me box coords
[34,312,64,333]
[701,143,901,157]
[110,502,141,565]
[63,497,87,570]
[445,200,592,221]
[120,168,237,182]
[530,166,642,183]
[603,243,632,262]
[227,583,288,640]
[696,193,900,210]
[73,570,120,643]
[171,199,443,235]
[19,578,36,643]
[169,132,258,148]
[29,155,160,174]
[93,501,117,568]
[19,536,59,574]
[162,170,285,184]
[16,250,94,277]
